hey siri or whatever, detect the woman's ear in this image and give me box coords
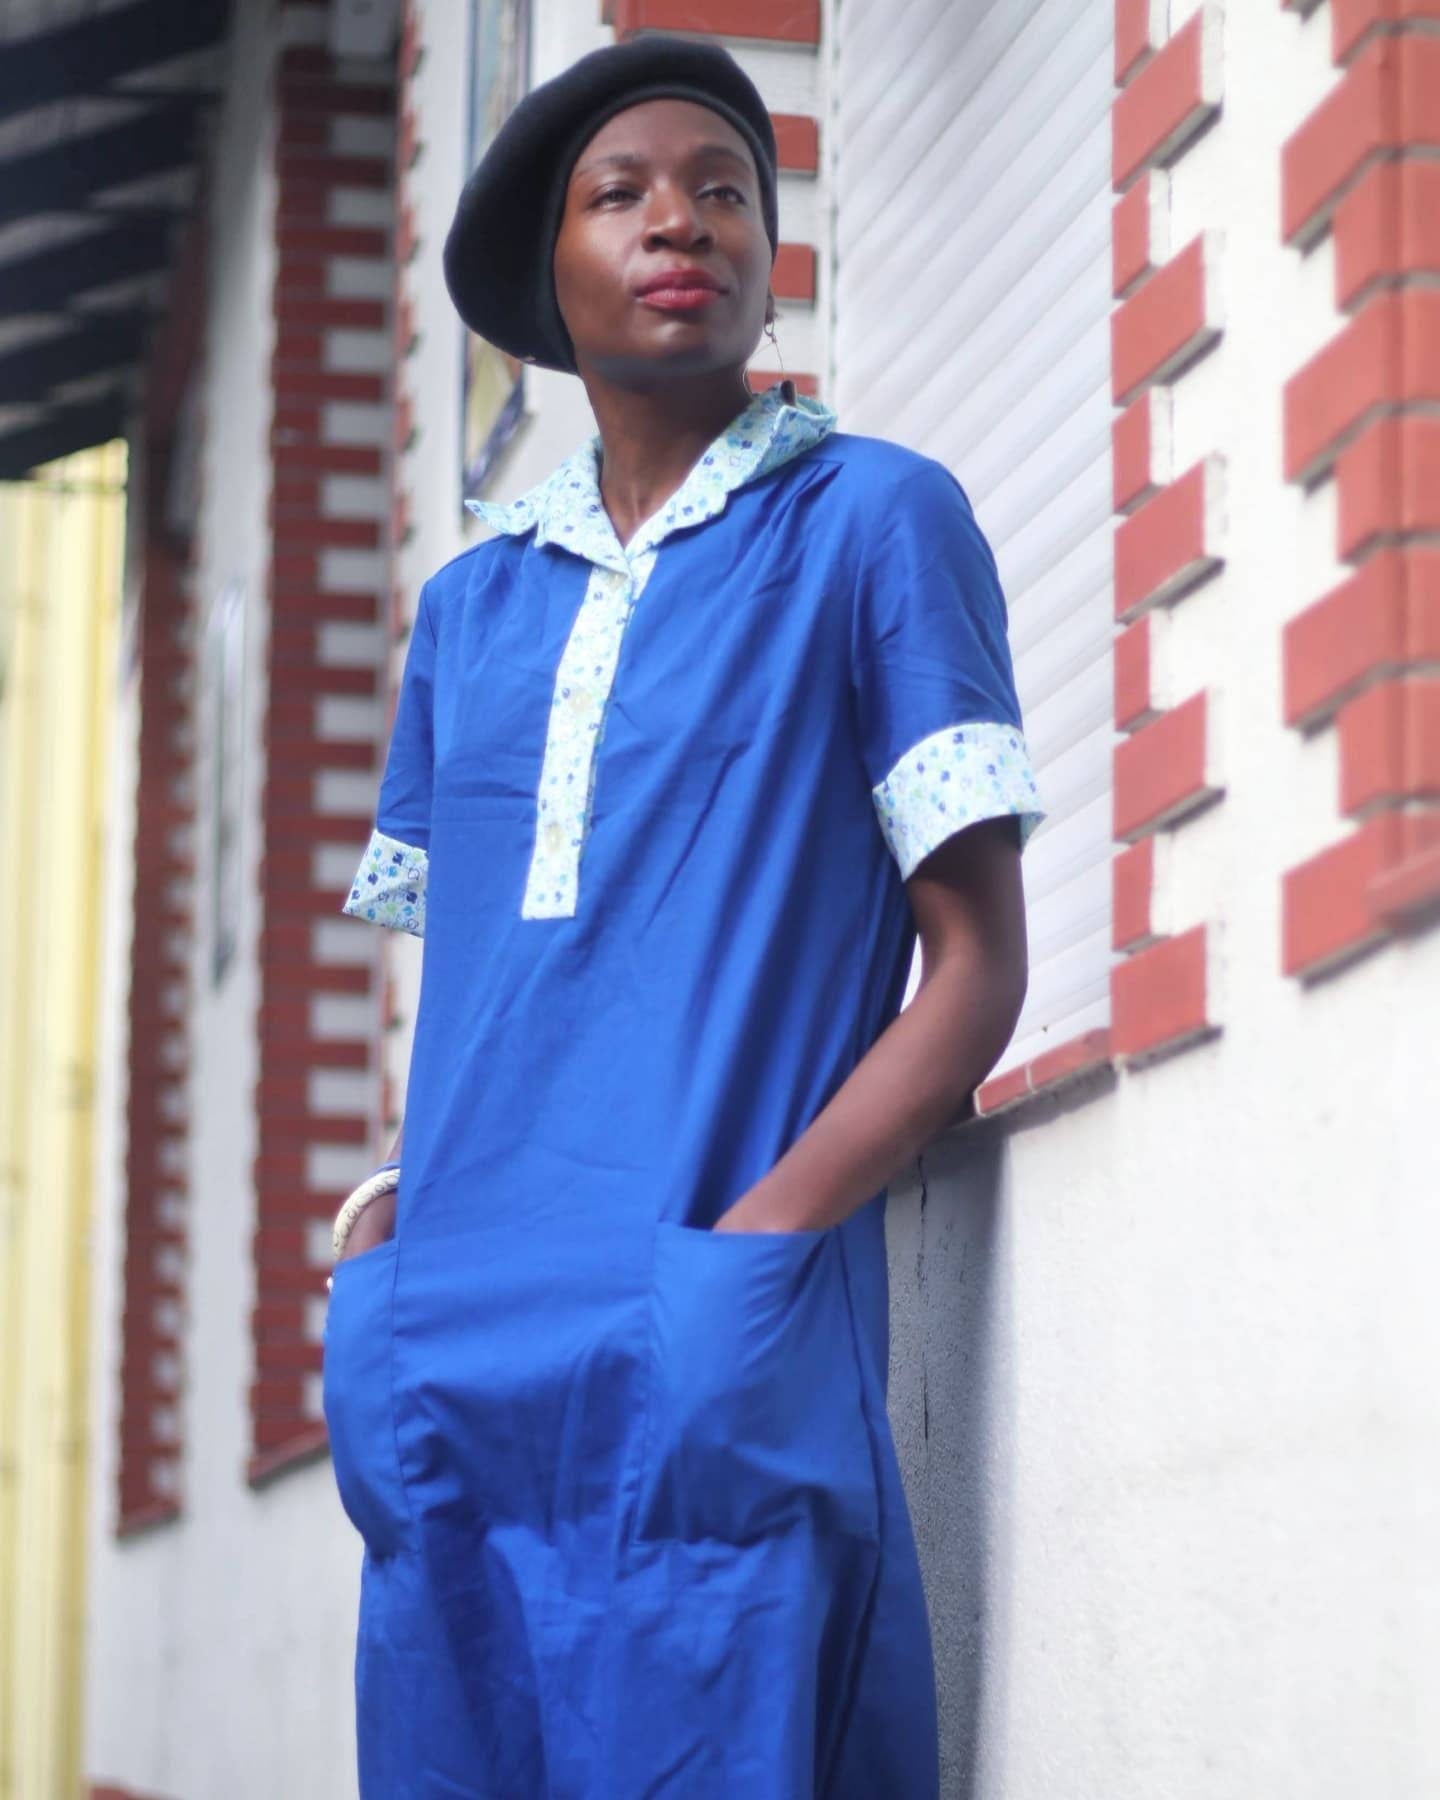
[764,291,776,329]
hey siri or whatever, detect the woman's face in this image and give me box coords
[552,98,772,386]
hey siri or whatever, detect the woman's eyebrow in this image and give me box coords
[690,142,753,169]
[575,143,754,178]
[577,150,647,174]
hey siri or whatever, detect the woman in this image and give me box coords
[325,34,1043,1799]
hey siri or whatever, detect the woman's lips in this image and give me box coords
[635,272,725,313]
[640,289,727,315]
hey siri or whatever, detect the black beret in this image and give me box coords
[443,37,779,374]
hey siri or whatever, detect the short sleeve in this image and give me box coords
[852,459,1044,880]
[340,582,437,937]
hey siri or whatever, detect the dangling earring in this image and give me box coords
[764,316,796,406]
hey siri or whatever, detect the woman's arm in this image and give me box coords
[336,1120,405,1260]
[340,815,1026,1251]
[714,816,1028,1235]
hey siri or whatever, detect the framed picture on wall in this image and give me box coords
[461,0,532,504]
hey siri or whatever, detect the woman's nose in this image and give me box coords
[642,187,712,251]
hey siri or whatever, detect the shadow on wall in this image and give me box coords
[886,1127,1013,1800]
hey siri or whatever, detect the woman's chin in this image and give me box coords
[591,337,750,388]
[593,322,765,386]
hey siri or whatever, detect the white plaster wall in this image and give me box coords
[891,924,1440,1799]
[84,8,364,1795]
[884,5,1440,1796]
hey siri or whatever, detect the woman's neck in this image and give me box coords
[585,370,753,548]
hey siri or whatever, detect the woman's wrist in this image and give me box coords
[713,1170,830,1235]
[330,1163,401,1264]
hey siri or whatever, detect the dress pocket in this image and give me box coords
[633,1222,879,1548]
[322,1239,411,1556]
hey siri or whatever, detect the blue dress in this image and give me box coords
[326,388,1043,1797]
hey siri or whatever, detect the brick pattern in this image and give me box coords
[980,3,1228,1115]
[771,241,818,304]
[1111,388,1165,513]
[1105,0,1224,1066]
[1284,549,1440,729]
[1113,837,1157,953]
[1111,233,1219,403]
[1111,5,1222,189]
[771,112,820,173]
[115,213,208,1537]
[377,0,426,1153]
[118,483,195,1534]
[1114,691,1217,842]
[1113,615,1156,733]
[1114,455,1223,618]
[250,6,395,1482]
[973,1029,1115,1118]
[605,0,822,42]
[1115,0,1167,83]
[1280,29,1440,246]
[1279,4,1440,978]
[1111,170,1162,297]
[1111,925,1211,1062]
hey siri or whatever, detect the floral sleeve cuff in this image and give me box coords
[341,829,428,938]
[872,721,1045,880]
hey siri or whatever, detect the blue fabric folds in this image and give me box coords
[324,418,1042,1795]
[322,1241,409,1558]
[635,1222,878,1547]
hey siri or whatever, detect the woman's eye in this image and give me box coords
[594,185,637,207]
[702,184,746,204]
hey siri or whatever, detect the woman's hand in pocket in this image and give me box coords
[339,1185,397,1261]
[712,1184,816,1236]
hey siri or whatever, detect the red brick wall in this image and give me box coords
[1104,2,1225,1068]
[604,0,821,41]
[115,211,208,1536]
[977,0,1227,1115]
[1279,1,1440,976]
[249,6,396,1483]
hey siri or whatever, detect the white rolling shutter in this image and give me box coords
[832,0,1116,1070]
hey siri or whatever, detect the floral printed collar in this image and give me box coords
[466,386,837,574]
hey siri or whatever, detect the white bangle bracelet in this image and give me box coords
[331,1165,401,1265]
